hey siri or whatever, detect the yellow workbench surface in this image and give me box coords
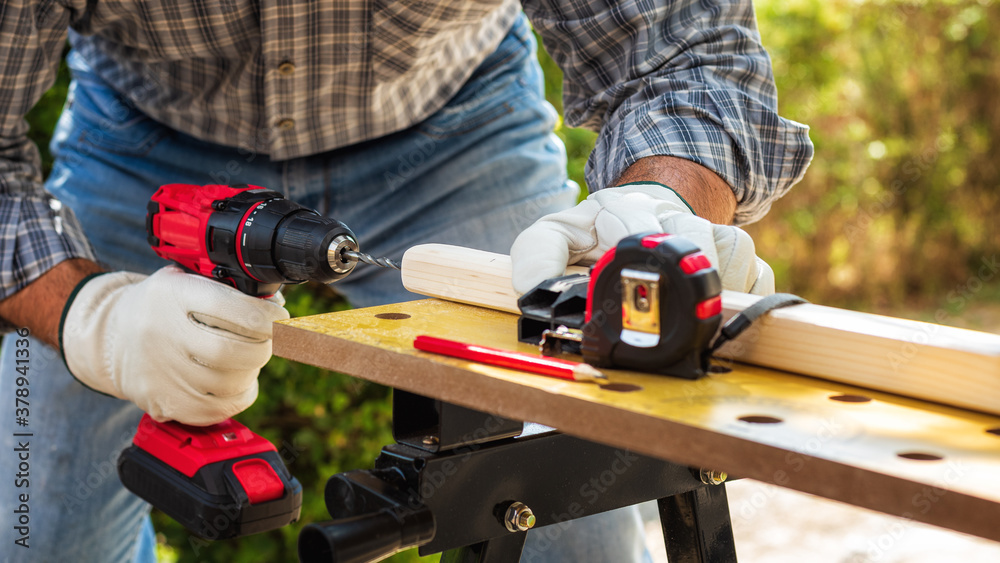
[273,299,1000,543]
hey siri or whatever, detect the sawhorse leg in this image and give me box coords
[659,485,738,563]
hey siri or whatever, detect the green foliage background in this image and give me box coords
[22,1,999,561]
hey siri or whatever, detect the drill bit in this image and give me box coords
[342,249,402,271]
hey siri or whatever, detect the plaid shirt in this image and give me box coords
[0,0,812,301]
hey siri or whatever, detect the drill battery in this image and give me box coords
[118,414,302,540]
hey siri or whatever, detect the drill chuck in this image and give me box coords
[205,188,358,294]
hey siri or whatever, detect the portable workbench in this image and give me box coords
[273,298,1000,562]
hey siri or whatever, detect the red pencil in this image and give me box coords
[413,335,607,382]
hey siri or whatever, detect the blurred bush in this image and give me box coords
[750,0,999,310]
[22,1,999,561]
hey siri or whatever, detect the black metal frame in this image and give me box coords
[299,393,737,563]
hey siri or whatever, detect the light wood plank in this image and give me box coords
[400,244,1000,416]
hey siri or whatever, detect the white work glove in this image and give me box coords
[511,183,774,296]
[60,266,290,426]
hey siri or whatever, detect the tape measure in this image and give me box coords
[518,233,805,379]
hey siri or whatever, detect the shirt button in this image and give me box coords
[277,61,296,76]
[277,119,295,131]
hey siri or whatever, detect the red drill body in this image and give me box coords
[119,183,372,540]
[147,183,359,296]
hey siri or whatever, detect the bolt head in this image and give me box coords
[699,468,728,486]
[504,502,536,533]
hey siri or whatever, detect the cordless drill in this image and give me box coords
[118,183,397,540]
[145,182,398,296]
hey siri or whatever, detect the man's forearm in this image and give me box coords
[614,156,737,225]
[0,259,105,349]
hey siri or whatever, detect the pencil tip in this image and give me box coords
[573,363,608,381]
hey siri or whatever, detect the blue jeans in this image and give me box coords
[0,14,646,563]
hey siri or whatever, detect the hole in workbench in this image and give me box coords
[897,452,944,461]
[987,428,1000,437]
[829,394,872,403]
[599,383,643,393]
[738,415,783,424]
[374,313,411,320]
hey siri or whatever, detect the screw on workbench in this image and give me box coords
[504,502,536,532]
[699,468,728,486]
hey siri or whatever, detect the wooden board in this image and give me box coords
[400,243,1000,416]
[274,299,1000,543]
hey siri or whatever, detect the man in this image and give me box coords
[0,0,811,561]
